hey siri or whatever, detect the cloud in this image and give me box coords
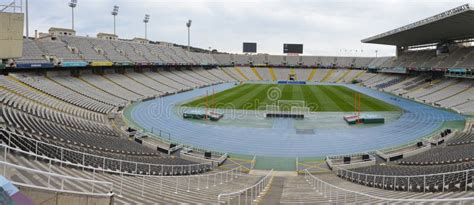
[25,0,473,56]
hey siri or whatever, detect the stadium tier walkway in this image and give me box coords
[129,83,464,157]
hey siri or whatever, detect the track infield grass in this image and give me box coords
[182,84,401,112]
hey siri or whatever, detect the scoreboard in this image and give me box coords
[283,44,303,54]
[243,42,257,53]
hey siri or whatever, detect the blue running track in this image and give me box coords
[130,83,465,157]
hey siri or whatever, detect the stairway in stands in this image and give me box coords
[251,67,264,81]
[220,68,240,81]
[321,69,335,82]
[336,69,351,83]
[234,67,250,81]
[307,68,317,81]
[290,68,297,80]
[351,70,365,82]
[259,177,285,204]
[268,67,277,81]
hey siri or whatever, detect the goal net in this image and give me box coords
[278,100,306,112]
[265,100,310,115]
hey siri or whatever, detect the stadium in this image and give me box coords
[0,1,474,204]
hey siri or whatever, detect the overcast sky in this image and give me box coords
[23,0,473,56]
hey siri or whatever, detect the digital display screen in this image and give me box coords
[243,42,257,53]
[283,44,303,54]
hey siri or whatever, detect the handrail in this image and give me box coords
[217,169,273,204]
[0,142,241,179]
[250,155,256,169]
[377,128,448,153]
[333,164,474,178]
[1,142,246,196]
[304,169,474,203]
[217,153,229,165]
[326,152,373,159]
[0,128,214,174]
[0,160,113,196]
[333,165,474,192]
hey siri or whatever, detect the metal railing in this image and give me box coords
[0,160,113,197]
[0,142,245,197]
[333,166,474,192]
[0,0,23,13]
[217,169,273,205]
[250,155,256,169]
[304,169,474,204]
[377,126,457,156]
[0,128,215,175]
[122,111,227,158]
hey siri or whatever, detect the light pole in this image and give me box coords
[143,14,150,39]
[25,0,29,38]
[68,0,77,30]
[111,5,119,35]
[186,19,192,51]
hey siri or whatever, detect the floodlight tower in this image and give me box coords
[143,14,150,39]
[68,0,77,30]
[111,5,119,35]
[186,19,192,51]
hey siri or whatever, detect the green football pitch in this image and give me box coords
[182,84,400,112]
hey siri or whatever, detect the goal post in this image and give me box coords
[265,100,310,114]
[277,100,306,112]
[291,106,310,115]
[264,100,309,119]
[265,104,280,113]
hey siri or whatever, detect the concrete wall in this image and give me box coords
[19,187,113,205]
[0,12,23,59]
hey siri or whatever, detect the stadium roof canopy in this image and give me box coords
[362,4,474,46]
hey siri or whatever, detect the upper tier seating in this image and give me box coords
[129,42,163,63]
[16,40,49,64]
[35,39,84,62]
[110,40,148,63]
[380,46,474,69]
[145,45,179,64]
[60,36,109,62]
[87,38,131,63]
[213,54,232,65]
